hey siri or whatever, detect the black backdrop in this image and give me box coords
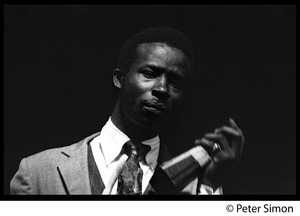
[4,5,296,195]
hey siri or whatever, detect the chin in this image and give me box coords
[131,113,167,132]
[143,116,169,132]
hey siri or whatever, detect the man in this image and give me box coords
[10,26,244,195]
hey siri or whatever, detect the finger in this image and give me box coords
[215,126,244,157]
[216,126,245,146]
[196,137,230,164]
[204,133,231,153]
[229,118,241,131]
[215,126,241,138]
[195,138,215,156]
[229,118,245,144]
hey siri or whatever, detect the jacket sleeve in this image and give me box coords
[10,158,34,194]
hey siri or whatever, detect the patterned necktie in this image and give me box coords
[117,140,150,195]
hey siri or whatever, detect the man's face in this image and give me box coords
[119,42,191,133]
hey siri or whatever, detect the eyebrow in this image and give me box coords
[145,65,187,80]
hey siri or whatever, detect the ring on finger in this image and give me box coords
[212,143,221,153]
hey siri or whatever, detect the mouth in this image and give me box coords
[143,102,169,115]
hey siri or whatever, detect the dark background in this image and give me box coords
[4,5,296,195]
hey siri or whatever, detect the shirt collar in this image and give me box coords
[99,117,160,169]
[142,135,160,169]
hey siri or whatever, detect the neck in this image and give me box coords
[111,100,159,142]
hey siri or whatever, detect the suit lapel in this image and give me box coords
[57,132,100,194]
[56,133,172,195]
[88,142,105,194]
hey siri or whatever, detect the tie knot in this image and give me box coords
[123,140,151,162]
[123,140,137,155]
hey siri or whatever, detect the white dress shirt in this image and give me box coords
[90,117,221,195]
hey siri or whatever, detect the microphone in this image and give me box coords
[149,145,211,194]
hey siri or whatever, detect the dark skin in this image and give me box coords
[111,42,189,141]
[111,42,244,191]
[195,118,245,190]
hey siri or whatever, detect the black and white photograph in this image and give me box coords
[4,5,296,197]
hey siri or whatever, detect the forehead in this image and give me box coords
[134,42,191,71]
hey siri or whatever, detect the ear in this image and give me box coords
[113,68,123,89]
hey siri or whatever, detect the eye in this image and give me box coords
[170,80,184,90]
[169,75,185,90]
[140,69,158,78]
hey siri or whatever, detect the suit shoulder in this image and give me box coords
[24,142,77,169]
[24,132,100,167]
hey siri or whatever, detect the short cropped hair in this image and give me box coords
[117,26,194,73]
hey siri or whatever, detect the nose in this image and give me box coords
[152,75,170,100]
